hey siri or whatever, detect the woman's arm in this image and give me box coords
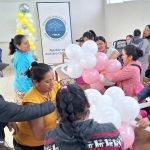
[110,50,119,59]
[0,95,55,123]
[104,66,135,83]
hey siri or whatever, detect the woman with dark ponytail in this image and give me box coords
[9,35,35,104]
[103,45,143,96]
[14,62,59,150]
[44,84,124,150]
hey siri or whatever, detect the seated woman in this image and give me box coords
[44,84,124,150]
[103,45,143,97]
[14,62,60,150]
[95,36,119,59]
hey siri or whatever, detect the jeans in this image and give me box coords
[137,84,150,100]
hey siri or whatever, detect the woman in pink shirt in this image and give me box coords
[103,45,143,96]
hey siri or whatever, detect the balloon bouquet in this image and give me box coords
[16,3,36,50]
[65,41,140,149]
[85,86,140,149]
[65,40,121,90]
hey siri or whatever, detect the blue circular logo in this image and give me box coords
[44,17,66,40]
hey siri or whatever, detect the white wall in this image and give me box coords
[105,0,150,44]
[0,0,105,63]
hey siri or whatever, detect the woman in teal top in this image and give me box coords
[9,35,35,104]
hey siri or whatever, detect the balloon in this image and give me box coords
[90,81,104,91]
[135,83,144,95]
[99,74,106,83]
[75,76,86,85]
[104,86,125,104]
[115,96,140,122]
[17,12,25,20]
[82,68,99,84]
[106,59,122,73]
[82,40,98,55]
[140,110,148,118]
[25,13,32,19]
[95,52,109,71]
[19,3,30,14]
[16,28,23,34]
[20,18,28,25]
[27,26,36,34]
[119,122,135,149]
[80,53,96,69]
[65,44,83,61]
[66,62,83,78]
[100,95,113,107]
[84,88,102,106]
[94,106,121,129]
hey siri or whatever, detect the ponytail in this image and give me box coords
[9,38,16,55]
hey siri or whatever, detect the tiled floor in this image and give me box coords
[0,65,15,148]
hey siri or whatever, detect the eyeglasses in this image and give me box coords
[59,78,75,86]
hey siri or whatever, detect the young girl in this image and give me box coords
[44,84,124,150]
[9,35,35,104]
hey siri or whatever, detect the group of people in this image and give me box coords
[0,24,150,150]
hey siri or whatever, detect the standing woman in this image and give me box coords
[9,35,35,104]
[14,62,59,150]
[103,45,143,97]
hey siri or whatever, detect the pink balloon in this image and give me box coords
[119,122,135,149]
[82,68,99,84]
[135,83,144,95]
[95,52,109,71]
[140,109,148,118]
[106,59,122,73]
[90,81,104,91]
[75,76,86,85]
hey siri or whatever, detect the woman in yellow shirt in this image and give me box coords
[14,62,60,150]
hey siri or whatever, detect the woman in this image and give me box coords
[126,35,133,45]
[103,45,143,97]
[44,84,124,150]
[95,36,119,59]
[143,25,150,78]
[9,35,35,104]
[14,62,59,150]
[143,24,150,41]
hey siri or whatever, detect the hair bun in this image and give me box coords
[31,61,38,67]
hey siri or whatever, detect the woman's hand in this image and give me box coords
[7,122,19,135]
[137,117,150,128]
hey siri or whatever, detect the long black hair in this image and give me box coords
[25,62,52,82]
[123,44,143,61]
[56,84,89,150]
[9,35,26,55]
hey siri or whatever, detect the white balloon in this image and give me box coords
[80,53,96,69]
[84,89,102,106]
[99,74,106,83]
[82,40,98,55]
[66,62,83,78]
[91,106,121,129]
[104,86,125,104]
[115,96,140,122]
[65,44,83,61]
[99,95,113,107]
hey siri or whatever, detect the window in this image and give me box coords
[107,0,135,4]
